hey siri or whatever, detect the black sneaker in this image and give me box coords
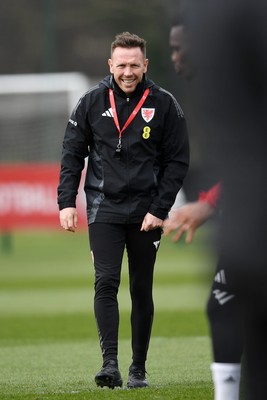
[95,360,123,389]
[127,365,148,389]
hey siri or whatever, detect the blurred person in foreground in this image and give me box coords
[57,32,189,389]
[168,1,267,399]
[166,19,244,400]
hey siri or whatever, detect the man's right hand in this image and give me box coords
[59,207,78,232]
[163,201,214,243]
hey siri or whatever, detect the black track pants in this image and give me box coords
[88,222,161,365]
[206,256,243,363]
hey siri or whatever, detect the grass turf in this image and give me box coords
[0,228,216,399]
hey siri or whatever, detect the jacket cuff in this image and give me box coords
[58,201,76,211]
[148,203,168,220]
[198,183,221,209]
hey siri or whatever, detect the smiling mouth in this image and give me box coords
[122,79,135,84]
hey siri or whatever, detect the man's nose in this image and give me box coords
[124,66,133,76]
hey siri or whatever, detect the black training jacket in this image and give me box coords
[57,75,189,224]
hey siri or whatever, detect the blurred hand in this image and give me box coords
[163,201,215,243]
[141,212,163,232]
[59,207,78,233]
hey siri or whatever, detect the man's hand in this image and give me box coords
[163,201,214,243]
[59,207,78,233]
[141,212,163,232]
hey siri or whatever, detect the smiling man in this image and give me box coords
[57,32,189,389]
[108,42,148,95]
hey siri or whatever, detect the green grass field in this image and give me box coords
[0,227,217,400]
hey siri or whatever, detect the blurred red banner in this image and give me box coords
[0,163,87,230]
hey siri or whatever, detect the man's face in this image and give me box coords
[169,25,185,74]
[108,47,148,95]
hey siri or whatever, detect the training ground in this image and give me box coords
[0,228,215,400]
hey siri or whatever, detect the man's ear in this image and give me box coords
[108,58,113,73]
[144,58,149,73]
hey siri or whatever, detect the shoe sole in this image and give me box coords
[95,375,123,389]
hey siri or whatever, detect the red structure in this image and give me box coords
[0,163,87,230]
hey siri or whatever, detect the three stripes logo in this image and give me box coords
[212,269,235,305]
[102,108,114,117]
[153,240,160,250]
[224,376,236,383]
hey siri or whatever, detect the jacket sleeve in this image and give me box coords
[198,182,221,208]
[57,96,91,210]
[148,94,189,220]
